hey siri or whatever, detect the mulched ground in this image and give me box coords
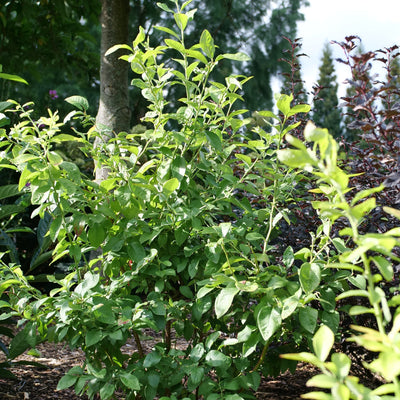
[0,338,319,400]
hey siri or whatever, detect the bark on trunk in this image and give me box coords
[95,0,130,182]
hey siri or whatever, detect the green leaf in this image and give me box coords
[281,352,324,368]
[331,353,351,380]
[283,246,294,268]
[94,303,116,325]
[61,161,81,182]
[0,113,10,128]
[154,26,180,40]
[351,185,384,206]
[306,374,337,389]
[245,232,264,242]
[57,373,78,390]
[85,330,103,347]
[299,307,318,333]
[0,204,26,220]
[120,372,140,390]
[351,197,376,219]
[157,2,174,12]
[13,154,40,165]
[215,287,239,318]
[276,93,292,116]
[56,366,83,390]
[303,121,328,142]
[148,372,160,388]
[133,26,146,47]
[371,255,393,281]
[174,13,188,31]
[171,156,187,181]
[88,224,106,248]
[100,382,116,400]
[74,272,100,297]
[235,153,252,166]
[205,350,231,368]
[332,237,348,253]
[162,177,180,195]
[8,324,35,359]
[49,215,62,241]
[205,131,222,151]
[19,168,39,191]
[332,383,350,400]
[143,351,162,368]
[287,103,311,117]
[0,184,21,201]
[256,306,281,341]
[313,325,334,362]
[104,44,132,57]
[383,206,400,220]
[299,263,321,293]
[235,280,258,292]
[282,292,300,320]
[165,38,185,53]
[301,392,332,400]
[371,383,397,395]
[336,289,368,301]
[186,49,208,64]
[0,72,28,85]
[179,285,193,299]
[190,343,205,362]
[189,366,204,385]
[52,134,83,144]
[199,29,215,58]
[277,149,315,169]
[217,52,251,62]
[348,306,374,316]
[65,96,89,111]
[197,286,214,299]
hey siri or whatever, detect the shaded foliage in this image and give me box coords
[0,0,101,115]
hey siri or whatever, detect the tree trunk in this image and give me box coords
[95,0,130,182]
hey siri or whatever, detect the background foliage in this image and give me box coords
[0,0,309,121]
[1,1,400,400]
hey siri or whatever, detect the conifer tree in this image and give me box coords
[384,54,400,108]
[312,44,342,138]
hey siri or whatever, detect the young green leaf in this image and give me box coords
[205,350,232,368]
[133,26,146,47]
[0,72,28,85]
[154,26,180,40]
[299,263,321,293]
[120,372,140,390]
[299,307,318,334]
[65,96,89,111]
[276,94,292,116]
[313,325,334,362]
[256,306,281,341]
[99,382,115,400]
[371,255,393,281]
[174,13,188,31]
[162,177,180,195]
[56,366,83,390]
[215,287,239,318]
[217,52,251,62]
[200,29,215,59]
[165,39,185,54]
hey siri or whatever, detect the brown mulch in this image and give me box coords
[0,337,318,400]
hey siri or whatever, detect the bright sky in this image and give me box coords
[291,0,400,99]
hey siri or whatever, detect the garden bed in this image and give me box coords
[1,338,318,399]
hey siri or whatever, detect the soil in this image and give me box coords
[0,338,319,400]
